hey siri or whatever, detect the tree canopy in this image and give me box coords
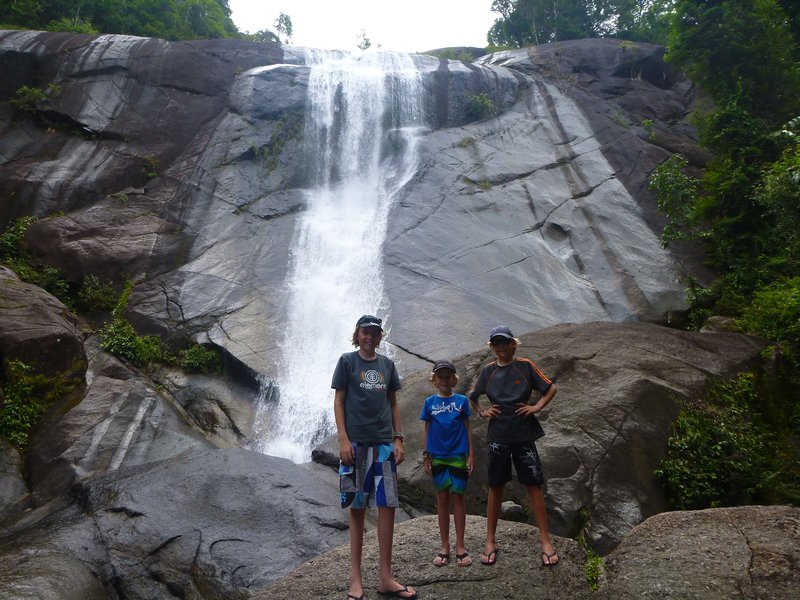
[487,0,675,47]
[1,0,242,40]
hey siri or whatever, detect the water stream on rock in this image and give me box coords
[255,50,427,462]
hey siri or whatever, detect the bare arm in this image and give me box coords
[422,420,431,474]
[516,383,558,416]
[389,389,405,465]
[333,388,353,465]
[465,417,474,474]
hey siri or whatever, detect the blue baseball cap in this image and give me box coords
[489,325,514,341]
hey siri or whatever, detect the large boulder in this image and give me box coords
[0,448,349,599]
[601,505,800,599]
[257,506,800,600]
[0,266,86,379]
[386,322,767,551]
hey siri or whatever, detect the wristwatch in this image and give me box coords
[393,432,404,441]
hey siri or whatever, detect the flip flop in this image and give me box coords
[347,594,365,600]
[377,584,417,599]
[433,552,450,566]
[456,551,472,566]
[542,548,560,567]
[480,547,499,566]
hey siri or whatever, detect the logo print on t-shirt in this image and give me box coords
[360,369,387,391]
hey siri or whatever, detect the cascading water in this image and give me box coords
[254,49,427,462]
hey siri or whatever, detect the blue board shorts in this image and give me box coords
[339,442,399,509]
[431,455,469,495]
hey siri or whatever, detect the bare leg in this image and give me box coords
[377,507,416,597]
[348,508,366,597]
[452,493,471,565]
[437,489,451,556]
[482,484,503,562]
[527,485,559,565]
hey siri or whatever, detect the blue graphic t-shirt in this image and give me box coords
[419,393,471,457]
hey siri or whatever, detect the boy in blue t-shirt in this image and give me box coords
[420,359,474,567]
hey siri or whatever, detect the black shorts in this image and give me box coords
[487,440,544,487]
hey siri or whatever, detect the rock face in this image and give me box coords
[257,507,800,600]
[0,448,349,600]
[0,266,86,379]
[601,505,800,600]
[1,31,699,377]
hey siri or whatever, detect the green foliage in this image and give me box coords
[754,119,800,264]
[649,154,702,246]
[465,93,496,121]
[1,0,240,40]
[656,372,798,509]
[46,16,99,34]
[76,275,119,314]
[142,154,159,178]
[608,110,628,127]
[0,217,71,306]
[574,506,604,591]
[668,0,800,128]
[179,344,223,374]
[273,12,292,43]
[642,118,655,140]
[99,280,168,367]
[737,277,800,347]
[488,0,674,47]
[356,29,371,51]
[457,136,477,148]
[1,361,46,448]
[98,319,169,367]
[10,84,61,113]
[99,281,224,375]
[1,360,81,449]
[253,115,302,172]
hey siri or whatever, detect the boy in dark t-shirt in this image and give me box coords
[332,315,417,600]
[469,325,560,568]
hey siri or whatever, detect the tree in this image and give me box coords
[356,28,371,50]
[4,0,240,40]
[656,0,800,312]
[487,0,673,47]
[274,12,292,44]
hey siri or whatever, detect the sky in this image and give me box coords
[227,1,498,53]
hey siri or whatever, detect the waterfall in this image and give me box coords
[255,50,427,462]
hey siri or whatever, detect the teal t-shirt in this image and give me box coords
[331,351,401,444]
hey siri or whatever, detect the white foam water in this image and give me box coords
[255,50,427,462]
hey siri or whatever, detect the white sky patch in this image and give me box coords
[228,0,498,53]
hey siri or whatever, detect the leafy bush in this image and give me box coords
[465,93,496,121]
[77,275,118,314]
[0,216,71,306]
[738,277,800,347]
[179,344,222,374]
[650,154,703,247]
[656,373,779,509]
[10,83,61,113]
[98,319,169,367]
[1,361,46,448]
[1,360,81,448]
[46,17,99,34]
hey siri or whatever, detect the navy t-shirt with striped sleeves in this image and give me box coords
[468,357,552,443]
